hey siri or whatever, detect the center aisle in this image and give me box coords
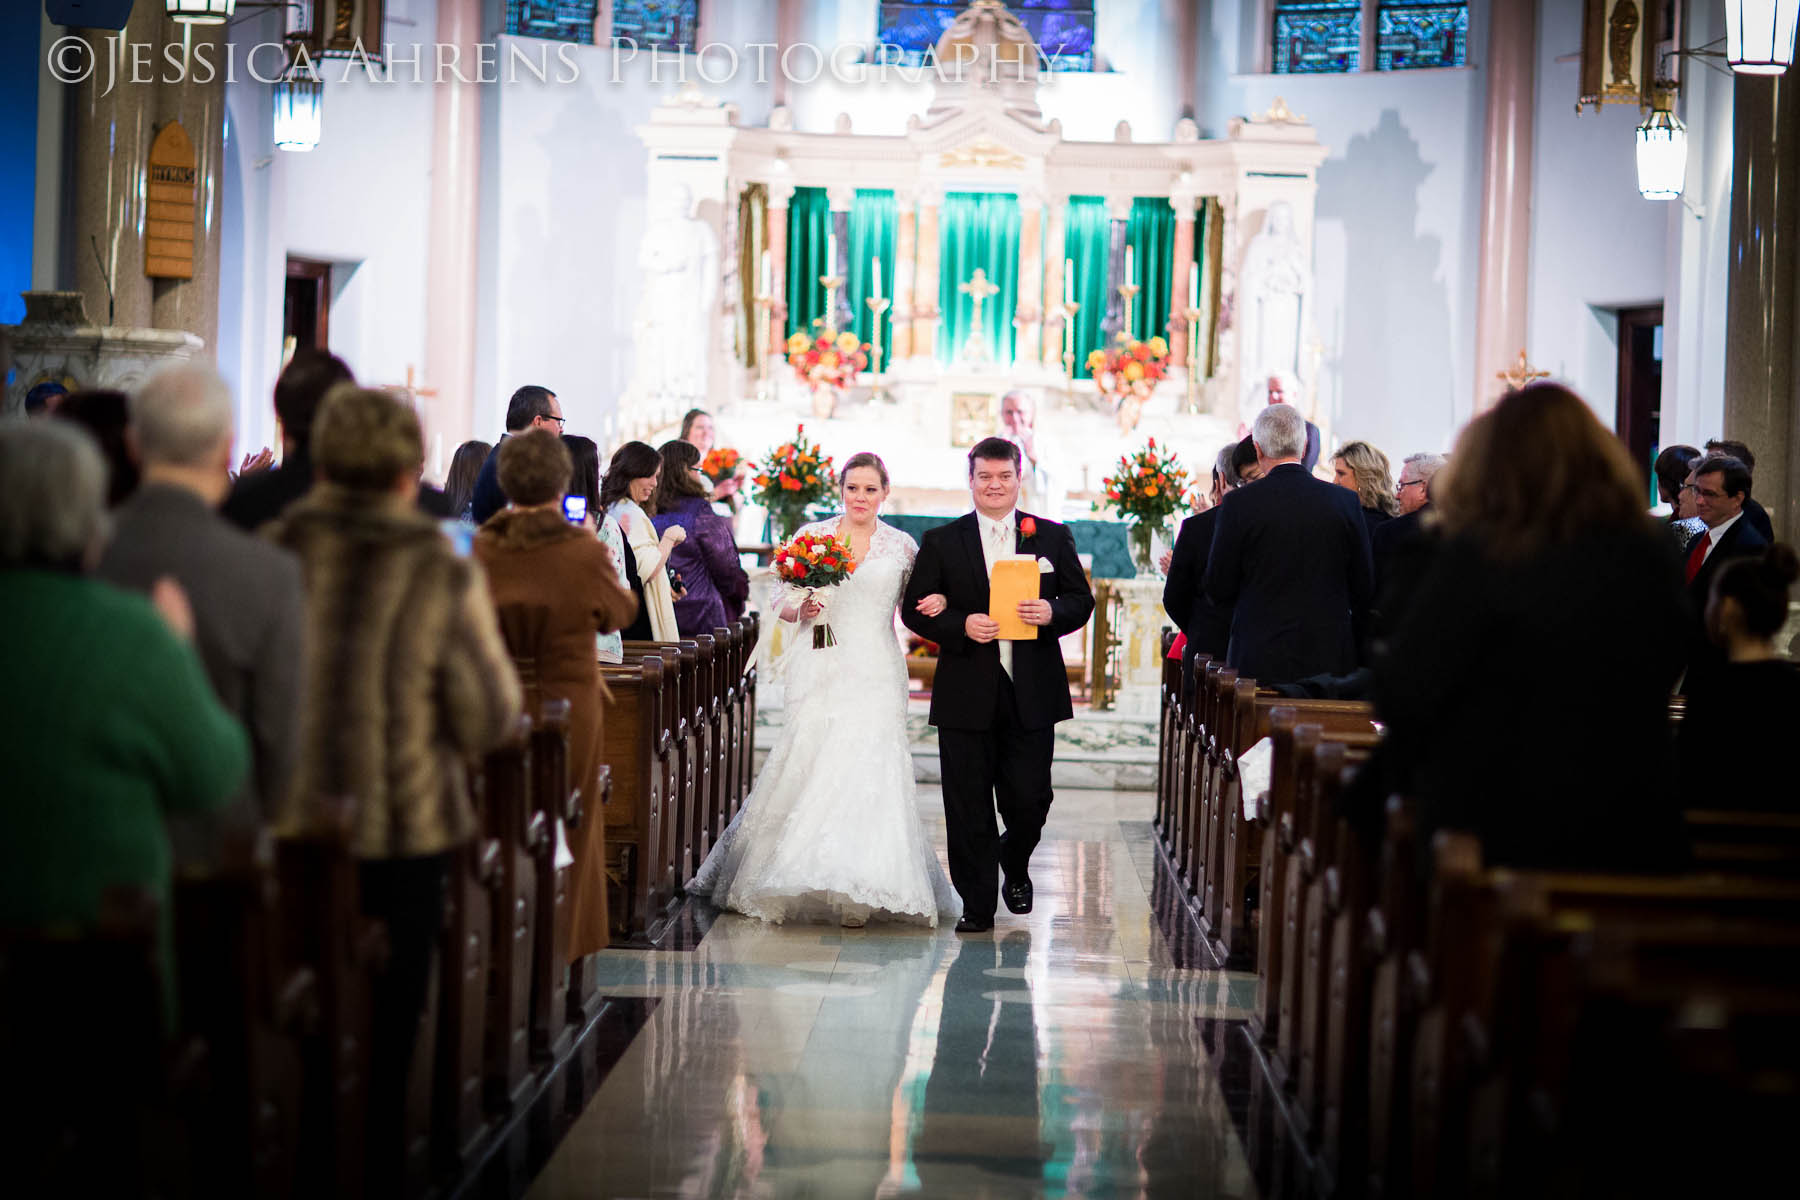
[527,787,1259,1198]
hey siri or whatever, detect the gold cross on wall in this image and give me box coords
[1497,349,1549,391]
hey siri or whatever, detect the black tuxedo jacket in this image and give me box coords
[1203,462,1373,684]
[1682,514,1770,694]
[902,512,1095,731]
[1163,507,1229,659]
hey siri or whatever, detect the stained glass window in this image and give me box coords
[1272,1,1361,74]
[612,0,701,53]
[875,2,1096,72]
[505,1,599,45]
[1377,2,1467,71]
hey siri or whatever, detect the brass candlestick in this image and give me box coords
[866,295,891,402]
[1057,299,1081,405]
[754,293,778,401]
[1117,281,1141,342]
[815,274,846,334]
[1178,304,1204,414]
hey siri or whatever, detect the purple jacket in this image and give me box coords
[652,497,749,636]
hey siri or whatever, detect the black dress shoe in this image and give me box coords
[954,915,994,934]
[1002,876,1033,914]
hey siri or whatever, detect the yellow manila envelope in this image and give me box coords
[989,556,1041,641]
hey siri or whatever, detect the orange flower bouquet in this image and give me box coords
[700,446,743,484]
[786,330,870,392]
[773,528,858,648]
[1086,335,1170,431]
[751,424,836,543]
[1094,436,1191,573]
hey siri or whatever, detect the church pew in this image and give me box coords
[1683,808,1800,876]
[624,642,697,893]
[172,835,313,1200]
[567,763,611,1031]
[714,624,741,833]
[1204,677,1260,956]
[1158,648,1207,871]
[275,796,379,1199]
[481,718,544,1115]
[1184,662,1236,906]
[739,613,761,813]
[1403,836,1800,1197]
[689,632,720,882]
[600,656,676,942]
[528,702,577,1081]
[1176,655,1216,892]
[434,799,501,1177]
[1156,635,1182,839]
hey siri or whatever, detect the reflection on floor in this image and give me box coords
[527,787,1259,1198]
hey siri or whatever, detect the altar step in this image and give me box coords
[753,698,1157,792]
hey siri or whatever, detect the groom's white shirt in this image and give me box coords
[978,508,1017,678]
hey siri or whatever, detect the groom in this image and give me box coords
[903,437,1095,933]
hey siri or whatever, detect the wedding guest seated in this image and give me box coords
[602,440,682,641]
[1204,404,1373,685]
[474,429,636,959]
[1681,453,1771,696]
[470,385,563,526]
[221,349,354,530]
[680,408,742,505]
[1705,438,1775,542]
[1679,544,1800,809]
[52,389,139,506]
[1369,382,1687,871]
[266,385,521,1190]
[0,421,248,981]
[96,364,304,835]
[444,438,493,523]
[653,440,750,636]
[1331,439,1400,540]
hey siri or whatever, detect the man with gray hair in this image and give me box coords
[1372,451,1447,629]
[97,363,305,826]
[1203,404,1373,683]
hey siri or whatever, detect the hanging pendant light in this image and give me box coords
[1636,92,1688,200]
[166,0,235,23]
[273,47,323,152]
[1726,0,1800,75]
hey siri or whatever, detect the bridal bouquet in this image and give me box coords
[773,528,858,649]
[700,446,743,484]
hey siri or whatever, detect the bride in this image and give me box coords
[688,452,960,928]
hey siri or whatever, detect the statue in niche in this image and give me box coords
[634,183,720,409]
[1235,200,1310,429]
[1608,1,1640,89]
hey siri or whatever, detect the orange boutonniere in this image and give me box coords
[1019,516,1037,539]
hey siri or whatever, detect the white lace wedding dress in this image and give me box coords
[688,519,961,926]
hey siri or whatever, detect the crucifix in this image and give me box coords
[1497,348,1550,391]
[959,267,1000,361]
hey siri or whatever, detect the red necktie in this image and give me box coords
[1685,531,1711,583]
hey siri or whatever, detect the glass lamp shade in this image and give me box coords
[273,62,323,152]
[1636,106,1688,200]
[166,0,234,23]
[1726,0,1799,75]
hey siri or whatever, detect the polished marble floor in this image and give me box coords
[527,787,1258,1199]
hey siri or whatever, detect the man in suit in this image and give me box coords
[1371,452,1445,596]
[1704,439,1775,542]
[98,363,305,832]
[221,349,354,531]
[469,385,563,524]
[1204,403,1373,684]
[1163,437,1260,686]
[902,438,1095,933]
[1682,453,1770,695]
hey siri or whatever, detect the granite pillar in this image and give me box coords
[766,182,792,351]
[891,194,917,360]
[425,0,482,470]
[149,15,226,356]
[1472,0,1536,413]
[1168,194,1196,368]
[1723,73,1800,540]
[1016,194,1044,368]
[1042,199,1068,371]
[912,193,941,362]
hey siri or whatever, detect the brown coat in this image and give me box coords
[473,507,638,959]
[269,486,522,860]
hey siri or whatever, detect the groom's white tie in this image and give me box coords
[988,518,1013,679]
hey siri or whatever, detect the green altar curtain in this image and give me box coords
[1127,196,1175,345]
[1065,195,1109,379]
[938,191,1020,365]
[848,188,896,363]
[785,186,829,339]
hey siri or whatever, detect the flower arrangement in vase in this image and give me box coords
[1094,436,1191,573]
[751,424,836,544]
[1086,335,1170,433]
[786,330,870,417]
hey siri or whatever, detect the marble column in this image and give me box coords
[149,15,227,355]
[891,193,917,361]
[1016,193,1044,368]
[1042,199,1068,371]
[1472,0,1536,414]
[766,181,793,352]
[426,0,482,468]
[69,3,162,330]
[1723,74,1800,539]
[1168,191,1197,368]
[912,190,941,363]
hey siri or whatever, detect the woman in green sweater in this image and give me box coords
[0,421,248,970]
